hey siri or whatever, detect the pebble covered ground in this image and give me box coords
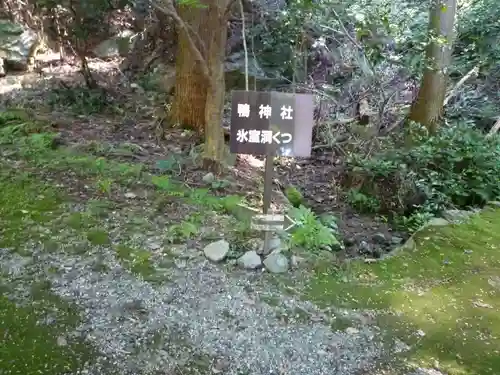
[0,198,404,375]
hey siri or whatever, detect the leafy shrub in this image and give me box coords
[47,87,117,115]
[288,205,341,252]
[345,122,500,218]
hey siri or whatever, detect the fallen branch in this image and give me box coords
[443,65,479,107]
[487,117,500,138]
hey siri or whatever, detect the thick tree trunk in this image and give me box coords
[170,5,209,133]
[409,0,457,133]
[161,0,230,172]
[202,3,228,173]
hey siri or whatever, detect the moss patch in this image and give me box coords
[0,168,63,249]
[306,208,500,375]
[0,280,103,374]
[114,244,163,281]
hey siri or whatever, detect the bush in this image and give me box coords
[344,122,500,218]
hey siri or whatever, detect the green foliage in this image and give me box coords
[346,188,380,213]
[47,87,117,115]
[96,178,113,195]
[346,0,427,69]
[165,220,199,243]
[288,205,340,252]
[346,122,500,229]
[250,0,320,79]
[455,0,500,69]
[285,186,304,208]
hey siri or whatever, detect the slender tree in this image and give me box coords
[409,0,457,133]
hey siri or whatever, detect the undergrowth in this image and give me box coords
[0,108,341,253]
[345,121,500,231]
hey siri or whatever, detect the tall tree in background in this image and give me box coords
[170,4,209,132]
[409,0,457,132]
[155,0,232,172]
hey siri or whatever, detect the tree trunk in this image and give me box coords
[170,5,209,133]
[408,0,457,133]
[202,3,228,173]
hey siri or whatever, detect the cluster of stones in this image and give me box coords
[202,238,300,274]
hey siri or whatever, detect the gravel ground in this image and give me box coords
[0,237,401,375]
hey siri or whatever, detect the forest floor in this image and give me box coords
[0,59,499,375]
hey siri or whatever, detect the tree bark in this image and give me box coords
[155,0,231,173]
[408,0,457,133]
[202,2,229,172]
[170,5,209,133]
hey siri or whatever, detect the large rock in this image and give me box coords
[0,20,40,73]
[263,251,289,273]
[441,209,477,224]
[203,240,230,262]
[238,251,262,269]
[92,30,137,59]
[224,52,285,91]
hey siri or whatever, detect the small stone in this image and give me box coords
[426,218,449,227]
[400,237,416,251]
[147,241,161,251]
[391,236,403,245]
[290,255,305,268]
[416,329,426,337]
[56,335,67,347]
[213,358,230,373]
[124,192,137,199]
[487,201,500,208]
[202,172,215,184]
[345,327,359,335]
[203,240,229,262]
[263,252,289,273]
[372,232,387,244]
[237,251,262,269]
[358,240,372,254]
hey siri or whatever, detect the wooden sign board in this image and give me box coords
[230,91,314,157]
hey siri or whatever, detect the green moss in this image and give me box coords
[65,212,97,230]
[306,208,500,375]
[86,229,111,245]
[0,283,101,374]
[114,245,159,280]
[0,169,62,248]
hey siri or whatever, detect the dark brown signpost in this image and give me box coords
[230,90,314,253]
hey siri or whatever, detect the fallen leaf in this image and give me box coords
[472,300,493,309]
[488,276,500,290]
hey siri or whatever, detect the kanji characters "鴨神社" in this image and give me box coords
[236,103,294,120]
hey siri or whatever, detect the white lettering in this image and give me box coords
[280,105,293,120]
[236,129,249,142]
[237,103,250,117]
[272,131,281,144]
[260,130,273,144]
[281,132,292,143]
[248,129,260,143]
[259,104,272,119]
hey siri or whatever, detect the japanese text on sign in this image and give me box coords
[235,129,292,144]
[230,90,314,157]
[237,103,294,120]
